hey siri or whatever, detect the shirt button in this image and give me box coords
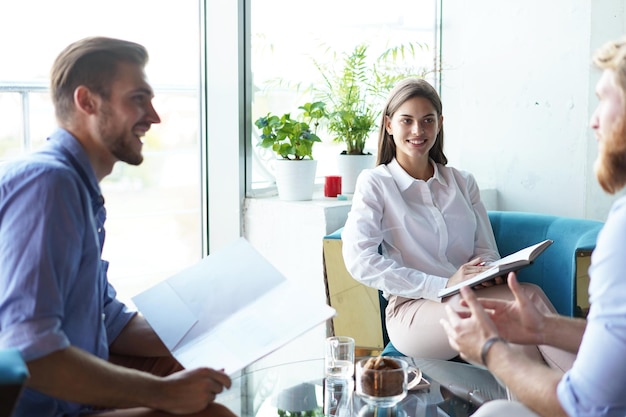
[102,314,106,321]
[97,228,102,233]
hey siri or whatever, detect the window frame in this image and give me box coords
[200,0,248,255]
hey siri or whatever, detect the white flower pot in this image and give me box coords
[337,153,375,194]
[274,159,318,201]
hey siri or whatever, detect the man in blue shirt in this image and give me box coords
[0,37,234,417]
[440,36,626,417]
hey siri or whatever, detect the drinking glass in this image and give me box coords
[324,175,342,197]
[324,336,355,378]
[323,376,353,417]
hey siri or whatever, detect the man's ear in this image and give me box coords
[74,86,98,115]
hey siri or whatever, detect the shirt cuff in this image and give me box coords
[423,275,448,302]
[0,318,70,362]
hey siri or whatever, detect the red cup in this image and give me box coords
[324,175,342,197]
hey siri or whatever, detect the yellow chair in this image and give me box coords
[323,228,386,356]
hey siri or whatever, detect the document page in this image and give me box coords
[133,237,336,375]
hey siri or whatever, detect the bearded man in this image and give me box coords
[440,37,626,417]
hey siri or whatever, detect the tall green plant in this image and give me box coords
[314,42,429,155]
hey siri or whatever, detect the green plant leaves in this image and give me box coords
[312,42,429,154]
[254,102,326,160]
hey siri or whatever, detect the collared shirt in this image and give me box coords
[0,128,136,417]
[557,195,626,416]
[342,158,499,301]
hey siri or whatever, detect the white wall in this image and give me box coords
[440,0,626,221]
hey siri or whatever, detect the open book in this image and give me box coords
[132,237,336,375]
[438,239,553,299]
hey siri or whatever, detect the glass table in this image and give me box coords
[216,357,508,417]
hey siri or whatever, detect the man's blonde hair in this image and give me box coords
[50,36,148,123]
[594,38,626,92]
[592,38,626,194]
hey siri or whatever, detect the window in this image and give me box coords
[248,0,440,195]
[0,1,202,305]
[0,0,440,304]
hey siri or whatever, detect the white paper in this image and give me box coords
[133,237,336,375]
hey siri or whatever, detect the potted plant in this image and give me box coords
[313,43,429,193]
[255,101,327,200]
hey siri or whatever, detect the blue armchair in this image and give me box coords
[0,348,28,417]
[323,210,604,357]
[488,211,602,316]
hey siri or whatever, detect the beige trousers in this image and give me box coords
[385,283,576,372]
[81,355,236,417]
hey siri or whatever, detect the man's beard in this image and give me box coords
[595,116,626,194]
[98,103,144,166]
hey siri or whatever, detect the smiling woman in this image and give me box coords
[0,1,203,304]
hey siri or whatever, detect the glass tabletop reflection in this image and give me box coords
[216,357,507,417]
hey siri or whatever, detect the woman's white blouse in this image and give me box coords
[342,158,499,301]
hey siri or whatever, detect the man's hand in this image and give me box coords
[441,277,570,417]
[460,273,547,345]
[26,346,232,414]
[152,368,232,414]
[440,284,500,364]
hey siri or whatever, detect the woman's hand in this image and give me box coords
[446,257,499,288]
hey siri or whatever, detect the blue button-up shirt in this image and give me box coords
[557,195,626,416]
[0,128,136,416]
